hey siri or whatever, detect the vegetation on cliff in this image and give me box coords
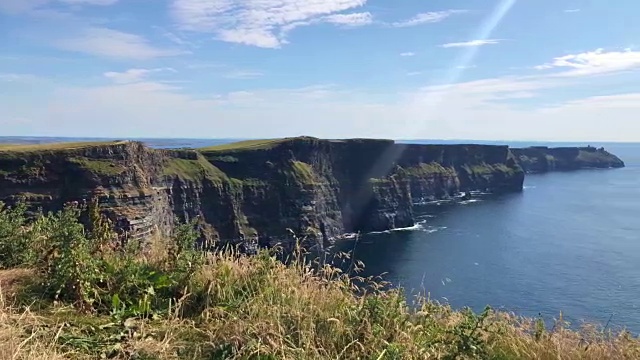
[163,154,229,184]
[512,146,625,173]
[0,141,125,152]
[199,138,290,152]
[0,202,638,359]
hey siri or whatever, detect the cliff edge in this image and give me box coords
[0,137,525,249]
[512,146,625,173]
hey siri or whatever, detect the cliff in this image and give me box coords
[0,138,524,249]
[512,146,625,173]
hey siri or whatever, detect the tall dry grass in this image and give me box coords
[1,245,639,359]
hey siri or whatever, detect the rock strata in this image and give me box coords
[2,138,621,250]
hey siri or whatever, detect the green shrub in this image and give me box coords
[0,200,204,317]
[0,202,36,268]
[0,203,639,359]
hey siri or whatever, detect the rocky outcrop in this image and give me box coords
[0,137,526,250]
[512,146,625,173]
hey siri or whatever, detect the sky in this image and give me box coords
[1,0,640,141]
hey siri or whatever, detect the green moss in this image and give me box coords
[369,178,392,184]
[164,156,228,183]
[464,163,518,176]
[401,163,457,177]
[211,155,240,163]
[70,157,126,176]
[290,161,316,183]
[237,178,269,187]
[470,165,494,175]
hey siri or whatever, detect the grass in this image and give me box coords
[163,156,229,183]
[199,136,324,152]
[69,158,126,176]
[0,141,126,153]
[290,161,316,183]
[1,248,639,360]
[462,163,519,176]
[199,139,287,152]
[401,163,457,177]
[1,198,639,359]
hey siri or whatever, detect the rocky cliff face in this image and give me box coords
[512,146,625,173]
[0,138,525,250]
[201,138,524,246]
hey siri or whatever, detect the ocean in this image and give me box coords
[334,141,640,334]
[2,137,638,333]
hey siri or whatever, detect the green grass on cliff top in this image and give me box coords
[199,138,290,152]
[0,141,127,152]
[163,156,229,183]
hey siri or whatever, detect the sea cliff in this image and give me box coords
[0,137,526,249]
[511,146,625,173]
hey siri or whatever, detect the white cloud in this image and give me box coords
[535,48,640,76]
[171,0,369,48]
[564,9,581,13]
[4,70,640,141]
[55,28,186,60]
[323,12,373,27]
[104,68,176,84]
[390,10,466,28]
[406,71,422,76]
[440,39,502,48]
[400,52,415,57]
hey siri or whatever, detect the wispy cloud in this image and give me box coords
[406,71,422,76]
[59,0,118,4]
[440,39,502,48]
[323,12,373,27]
[535,48,640,76]
[55,27,186,60]
[104,68,176,84]
[390,10,467,28]
[223,70,264,79]
[400,52,415,57]
[0,0,49,14]
[171,0,369,48]
[564,9,581,13]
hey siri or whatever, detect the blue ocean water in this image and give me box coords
[334,142,640,334]
[2,137,638,333]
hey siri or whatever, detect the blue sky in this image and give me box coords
[1,0,640,141]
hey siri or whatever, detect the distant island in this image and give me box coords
[0,137,625,250]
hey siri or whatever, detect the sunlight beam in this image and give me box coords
[347,0,519,228]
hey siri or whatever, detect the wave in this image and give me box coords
[424,226,448,234]
[368,220,427,235]
[469,190,492,195]
[459,199,482,205]
[414,199,451,206]
[391,222,425,232]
